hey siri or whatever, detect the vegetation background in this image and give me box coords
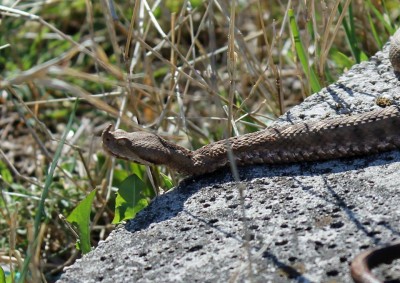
[0,0,398,282]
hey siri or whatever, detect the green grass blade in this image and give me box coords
[288,9,321,93]
[339,3,360,63]
[19,100,79,282]
[366,0,394,35]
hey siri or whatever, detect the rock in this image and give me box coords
[58,42,400,283]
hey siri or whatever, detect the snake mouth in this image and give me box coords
[102,142,149,165]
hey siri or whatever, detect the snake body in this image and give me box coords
[350,241,400,283]
[102,105,400,175]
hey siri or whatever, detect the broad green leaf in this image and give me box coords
[112,162,144,185]
[112,174,149,224]
[129,163,146,179]
[66,189,97,254]
[111,168,129,184]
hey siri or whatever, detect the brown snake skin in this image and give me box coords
[350,241,400,283]
[103,31,400,283]
[102,105,400,176]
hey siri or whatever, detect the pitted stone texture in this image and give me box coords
[59,43,400,282]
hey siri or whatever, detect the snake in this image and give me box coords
[102,29,400,283]
[102,106,400,176]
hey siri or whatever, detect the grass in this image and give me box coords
[0,0,397,282]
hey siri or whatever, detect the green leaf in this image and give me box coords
[359,51,369,62]
[44,109,69,120]
[112,174,149,224]
[160,173,174,190]
[0,266,5,283]
[129,163,146,179]
[330,50,355,70]
[112,170,128,185]
[66,189,97,254]
[0,161,13,183]
[111,161,146,186]
[153,66,170,79]
[166,0,184,13]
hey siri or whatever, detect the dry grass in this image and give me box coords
[0,0,397,281]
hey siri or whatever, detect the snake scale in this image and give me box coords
[102,105,400,175]
[103,30,400,176]
[103,30,400,283]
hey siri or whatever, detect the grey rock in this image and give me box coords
[58,43,400,283]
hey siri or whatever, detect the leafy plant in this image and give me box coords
[66,189,97,254]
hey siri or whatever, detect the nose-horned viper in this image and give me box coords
[103,29,400,283]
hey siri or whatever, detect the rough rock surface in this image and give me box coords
[58,43,400,283]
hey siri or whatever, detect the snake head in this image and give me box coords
[102,124,165,166]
